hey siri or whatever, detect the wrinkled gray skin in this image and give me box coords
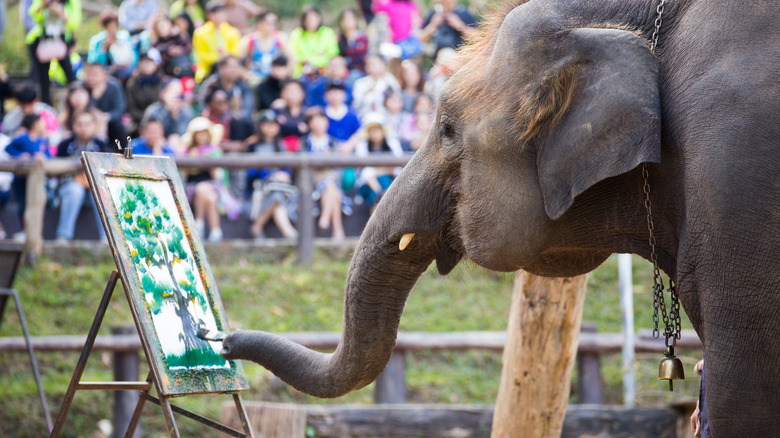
[222,0,780,435]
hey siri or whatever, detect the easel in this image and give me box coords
[0,242,52,433]
[49,271,254,437]
[50,146,255,437]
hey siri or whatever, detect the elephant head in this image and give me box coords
[221,0,663,397]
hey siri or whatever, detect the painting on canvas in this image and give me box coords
[82,151,248,396]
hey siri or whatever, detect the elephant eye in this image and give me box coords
[438,114,461,160]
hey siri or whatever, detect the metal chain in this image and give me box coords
[649,0,666,53]
[644,0,679,347]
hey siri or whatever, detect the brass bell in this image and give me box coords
[659,347,685,391]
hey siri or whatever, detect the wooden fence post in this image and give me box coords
[297,164,314,266]
[112,325,141,438]
[23,159,46,265]
[576,323,603,404]
[374,351,407,404]
[491,271,589,438]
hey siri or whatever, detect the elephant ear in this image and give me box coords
[534,28,661,220]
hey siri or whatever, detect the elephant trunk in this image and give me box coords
[222,150,458,397]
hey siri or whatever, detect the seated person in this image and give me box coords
[305,55,352,108]
[192,2,241,82]
[256,55,291,111]
[352,54,401,117]
[83,62,128,148]
[198,55,254,120]
[55,110,112,240]
[303,107,346,239]
[131,118,175,156]
[288,6,340,78]
[354,112,403,209]
[180,117,241,242]
[246,110,298,239]
[202,88,253,152]
[324,79,360,148]
[240,10,289,84]
[272,79,308,152]
[87,11,138,82]
[141,78,195,145]
[125,55,163,136]
[420,0,477,58]
[5,114,50,236]
[2,85,61,149]
[118,0,159,35]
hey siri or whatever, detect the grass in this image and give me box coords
[0,250,700,437]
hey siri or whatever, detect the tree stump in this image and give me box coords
[491,271,589,438]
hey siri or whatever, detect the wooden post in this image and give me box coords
[491,271,589,438]
[374,351,407,404]
[576,323,603,404]
[24,158,46,265]
[221,402,306,437]
[112,326,141,438]
[297,164,314,266]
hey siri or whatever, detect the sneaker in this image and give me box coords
[208,227,223,242]
[195,219,205,238]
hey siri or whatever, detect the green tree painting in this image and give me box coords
[115,179,227,369]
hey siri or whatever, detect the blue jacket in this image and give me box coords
[5,133,49,158]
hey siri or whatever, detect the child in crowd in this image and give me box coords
[55,110,110,240]
[323,79,361,148]
[273,79,308,152]
[2,86,61,150]
[401,93,435,151]
[132,118,176,156]
[5,114,50,237]
[382,91,407,148]
[255,55,290,111]
[352,54,401,117]
[150,15,193,79]
[181,117,241,242]
[246,110,298,239]
[305,56,352,108]
[87,11,137,82]
[59,82,106,139]
[304,107,346,239]
[354,112,403,208]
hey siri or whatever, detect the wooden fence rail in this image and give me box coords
[0,154,413,265]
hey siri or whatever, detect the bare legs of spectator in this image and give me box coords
[193,182,223,242]
[317,181,345,240]
[27,40,76,105]
[250,200,298,239]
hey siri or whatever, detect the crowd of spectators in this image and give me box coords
[0,0,480,241]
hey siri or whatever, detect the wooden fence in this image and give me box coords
[0,154,412,265]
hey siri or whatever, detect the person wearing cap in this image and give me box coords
[180,116,241,242]
[245,109,298,240]
[324,78,360,148]
[354,111,403,208]
[125,54,162,135]
[87,11,138,81]
[192,1,241,82]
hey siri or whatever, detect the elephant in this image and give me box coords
[222,0,780,435]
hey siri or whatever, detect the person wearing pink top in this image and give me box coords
[370,0,420,43]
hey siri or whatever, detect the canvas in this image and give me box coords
[82,151,248,396]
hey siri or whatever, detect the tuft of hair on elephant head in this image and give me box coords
[222,0,780,435]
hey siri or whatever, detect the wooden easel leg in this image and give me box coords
[233,393,255,437]
[50,271,120,438]
[11,289,53,433]
[123,370,153,438]
[156,390,181,438]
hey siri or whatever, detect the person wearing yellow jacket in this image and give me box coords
[288,6,339,78]
[26,0,81,104]
[192,2,240,82]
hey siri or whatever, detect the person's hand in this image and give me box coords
[271,171,291,183]
[168,45,184,56]
[690,399,701,437]
[444,12,466,31]
[429,12,445,28]
[694,359,704,376]
[49,2,64,17]
[20,152,31,161]
[297,122,309,134]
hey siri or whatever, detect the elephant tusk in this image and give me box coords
[399,233,415,251]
